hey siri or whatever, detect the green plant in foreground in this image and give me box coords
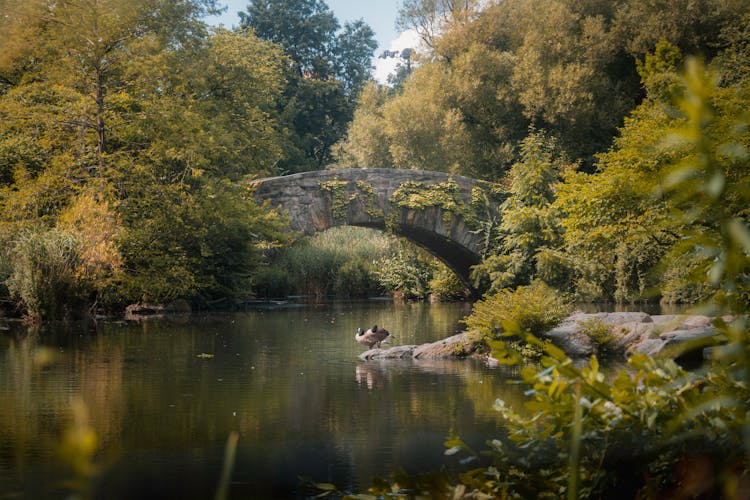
[325,58,750,500]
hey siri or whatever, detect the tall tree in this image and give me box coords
[338,0,750,178]
[239,0,377,171]
[471,131,565,292]
[0,1,291,312]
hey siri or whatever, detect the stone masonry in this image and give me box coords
[248,168,501,295]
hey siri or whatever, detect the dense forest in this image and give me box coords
[0,0,749,322]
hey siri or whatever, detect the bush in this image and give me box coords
[374,251,434,300]
[5,228,84,321]
[252,266,294,299]
[577,317,621,356]
[463,279,573,339]
[428,265,469,301]
[334,258,381,298]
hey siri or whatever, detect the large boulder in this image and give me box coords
[544,320,595,358]
[571,311,653,325]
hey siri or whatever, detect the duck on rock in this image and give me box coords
[355,324,391,349]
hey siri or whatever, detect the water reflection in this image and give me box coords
[0,301,524,499]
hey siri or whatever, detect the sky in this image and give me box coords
[206,0,418,83]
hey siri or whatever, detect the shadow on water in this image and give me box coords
[0,300,528,499]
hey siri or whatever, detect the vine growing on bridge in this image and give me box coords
[318,179,384,222]
[318,179,350,221]
[386,179,505,236]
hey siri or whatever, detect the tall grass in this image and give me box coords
[255,226,392,298]
[255,226,469,300]
[5,228,84,321]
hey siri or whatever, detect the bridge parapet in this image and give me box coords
[249,168,504,294]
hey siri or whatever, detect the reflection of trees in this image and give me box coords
[0,303,531,496]
[0,329,125,482]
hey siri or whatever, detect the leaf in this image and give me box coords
[543,342,568,362]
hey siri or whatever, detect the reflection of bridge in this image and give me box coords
[249,168,503,295]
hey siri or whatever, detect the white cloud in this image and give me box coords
[373,29,421,84]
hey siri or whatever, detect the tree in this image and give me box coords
[396,0,480,51]
[471,131,565,292]
[239,0,338,78]
[332,82,393,168]
[0,1,292,313]
[613,0,749,57]
[239,0,377,171]
[341,0,750,181]
[334,20,378,97]
[553,40,750,304]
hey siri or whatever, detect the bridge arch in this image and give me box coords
[249,168,503,296]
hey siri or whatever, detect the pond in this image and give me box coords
[0,300,527,499]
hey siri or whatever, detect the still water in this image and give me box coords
[0,300,525,499]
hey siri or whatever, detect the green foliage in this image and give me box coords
[264,225,468,301]
[117,181,289,306]
[374,250,435,300]
[347,56,750,500]
[463,280,573,339]
[5,228,84,321]
[262,227,389,298]
[0,2,292,314]
[332,83,393,168]
[578,317,621,357]
[239,0,377,170]
[636,40,684,101]
[318,179,384,222]
[553,40,750,304]
[334,258,379,298]
[427,266,469,301]
[319,180,351,221]
[659,58,750,313]
[251,266,295,299]
[472,131,565,292]
[338,0,750,180]
[387,178,503,231]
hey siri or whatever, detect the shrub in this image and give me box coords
[5,228,84,321]
[428,265,469,301]
[374,251,434,300]
[577,317,620,356]
[252,266,294,299]
[334,258,381,298]
[463,279,573,339]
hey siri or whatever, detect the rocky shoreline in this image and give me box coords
[359,312,729,365]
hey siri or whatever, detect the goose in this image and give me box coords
[355,324,391,349]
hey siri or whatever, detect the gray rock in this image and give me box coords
[611,321,657,350]
[544,320,595,358]
[359,345,417,360]
[574,311,653,325]
[660,327,717,343]
[358,333,488,361]
[677,315,713,329]
[629,338,667,357]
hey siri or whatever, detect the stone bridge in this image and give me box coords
[249,168,504,295]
